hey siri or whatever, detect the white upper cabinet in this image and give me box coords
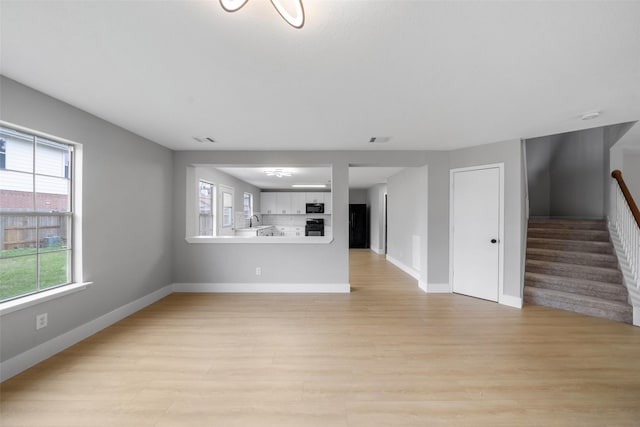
[276,192,292,214]
[291,193,306,214]
[261,191,331,215]
[305,192,324,204]
[324,192,332,214]
[260,192,277,214]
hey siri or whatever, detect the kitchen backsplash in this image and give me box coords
[235,212,331,228]
[262,213,331,227]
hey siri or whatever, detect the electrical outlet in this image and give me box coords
[36,313,48,330]
[255,267,261,276]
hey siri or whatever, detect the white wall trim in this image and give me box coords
[425,282,451,293]
[499,294,523,309]
[0,285,172,382]
[370,246,384,255]
[386,255,420,280]
[172,282,351,293]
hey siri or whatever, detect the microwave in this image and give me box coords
[306,203,324,214]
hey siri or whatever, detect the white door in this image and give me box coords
[450,164,503,302]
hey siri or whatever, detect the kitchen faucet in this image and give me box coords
[249,215,260,228]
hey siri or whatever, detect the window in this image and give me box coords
[222,190,233,228]
[0,126,74,302]
[243,192,253,219]
[198,180,214,236]
[0,138,5,169]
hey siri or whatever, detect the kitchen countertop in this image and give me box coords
[235,225,274,232]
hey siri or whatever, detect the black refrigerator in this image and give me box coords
[349,204,368,248]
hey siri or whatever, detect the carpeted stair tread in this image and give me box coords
[526,259,622,283]
[528,219,608,230]
[524,272,629,302]
[524,286,633,323]
[527,228,610,242]
[526,248,618,268]
[526,237,613,254]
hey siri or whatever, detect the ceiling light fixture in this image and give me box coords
[581,111,601,120]
[264,169,292,178]
[292,184,326,188]
[219,0,305,29]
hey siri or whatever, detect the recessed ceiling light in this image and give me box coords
[193,136,217,143]
[292,184,326,188]
[369,137,391,143]
[580,111,601,120]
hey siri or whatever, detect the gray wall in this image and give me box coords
[623,150,640,203]
[0,76,174,362]
[367,184,386,254]
[173,151,432,286]
[526,127,607,218]
[387,167,428,274]
[348,189,367,204]
[449,139,524,299]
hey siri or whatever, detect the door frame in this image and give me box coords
[448,163,505,303]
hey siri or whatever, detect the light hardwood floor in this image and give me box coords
[2,249,640,426]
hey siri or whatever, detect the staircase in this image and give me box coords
[524,218,633,324]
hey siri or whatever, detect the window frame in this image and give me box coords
[243,192,253,219]
[0,137,6,169]
[221,186,234,229]
[0,121,85,309]
[198,179,215,236]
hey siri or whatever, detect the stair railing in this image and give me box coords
[611,170,640,291]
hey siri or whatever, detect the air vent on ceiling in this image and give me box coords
[369,136,391,143]
[193,136,218,143]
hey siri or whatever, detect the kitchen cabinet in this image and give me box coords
[324,193,332,214]
[260,192,277,214]
[276,192,292,214]
[261,191,331,215]
[291,193,306,214]
[275,226,305,237]
[305,192,324,204]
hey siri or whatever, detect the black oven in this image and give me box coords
[305,218,324,236]
[306,203,324,214]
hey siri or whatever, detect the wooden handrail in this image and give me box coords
[612,169,640,228]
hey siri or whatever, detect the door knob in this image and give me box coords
[490,239,498,244]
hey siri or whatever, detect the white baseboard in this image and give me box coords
[0,285,172,382]
[418,281,428,292]
[172,282,351,293]
[370,247,384,255]
[634,307,640,327]
[386,255,420,280]
[425,282,451,293]
[500,294,523,309]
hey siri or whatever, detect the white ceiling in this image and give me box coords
[216,165,404,189]
[216,165,331,189]
[1,1,639,151]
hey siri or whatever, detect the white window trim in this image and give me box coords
[198,179,215,236]
[220,185,234,230]
[0,120,85,309]
[243,192,253,219]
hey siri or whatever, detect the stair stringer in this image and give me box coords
[608,221,640,326]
